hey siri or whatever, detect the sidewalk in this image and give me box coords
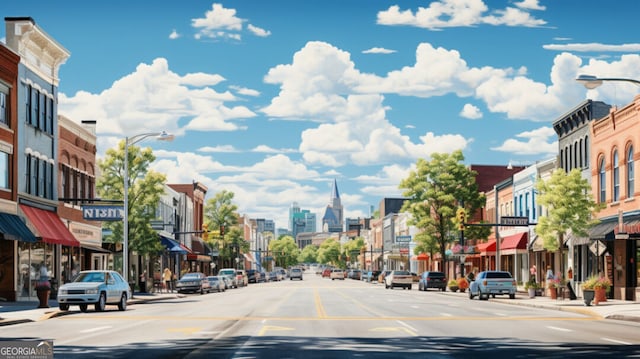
[1,290,639,326]
[0,292,184,326]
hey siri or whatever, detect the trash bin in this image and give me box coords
[49,278,58,299]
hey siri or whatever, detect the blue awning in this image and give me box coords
[160,236,187,254]
[0,212,37,242]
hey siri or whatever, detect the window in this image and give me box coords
[47,98,54,135]
[599,157,606,203]
[33,90,40,128]
[585,136,589,166]
[628,146,635,199]
[0,89,7,125]
[613,150,619,202]
[26,85,32,125]
[0,152,8,189]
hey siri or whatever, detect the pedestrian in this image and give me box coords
[139,270,147,293]
[545,266,554,281]
[162,268,172,293]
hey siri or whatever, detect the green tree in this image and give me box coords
[97,140,167,259]
[342,237,365,267]
[317,238,342,267]
[535,168,602,276]
[269,235,300,269]
[399,150,485,274]
[298,244,319,263]
[203,191,240,268]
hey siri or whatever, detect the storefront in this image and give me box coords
[0,211,38,301]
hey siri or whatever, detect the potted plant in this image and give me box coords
[524,280,540,298]
[583,275,611,305]
[456,277,469,293]
[547,278,562,299]
[448,279,459,292]
[35,280,51,308]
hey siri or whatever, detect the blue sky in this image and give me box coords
[3,0,640,230]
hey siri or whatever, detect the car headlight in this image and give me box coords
[59,289,67,295]
[85,288,99,294]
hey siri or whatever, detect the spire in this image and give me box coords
[330,178,340,201]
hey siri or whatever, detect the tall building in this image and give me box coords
[289,202,316,238]
[322,179,343,233]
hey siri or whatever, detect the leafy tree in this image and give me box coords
[298,244,319,263]
[214,225,250,269]
[342,237,365,266]
[535,168,602,276]
[317,238,342,266]
[399,150,485,275]
[269,235,300,269]
[203,191,240,268]
[97,140,166,260]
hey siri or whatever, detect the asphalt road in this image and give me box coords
[1,270,639,358]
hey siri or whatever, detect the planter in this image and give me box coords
[36,289,50,308]
[583,289,595,306]
[548,287,558,299]
[594,288,607,305]
[528,288,536,298]
[448,286,459,292]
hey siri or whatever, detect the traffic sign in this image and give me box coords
[500,216,529,226]
[396,235,412,243]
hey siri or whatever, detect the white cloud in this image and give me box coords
[192,3,244,40]
[58,58,257,138]
[514,0,546,11]
[377,1,546,30]
[543,43,640,52]
[362,47,397,54]
[251,145,297,154]
[229,85,261,97]
[169,29,180,40]
[460,103,483,119]
[247,24,271,37]
[491,126,557,155]
[198,145,239,153]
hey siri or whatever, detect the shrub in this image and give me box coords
[583,275,612,292]
[456,277,469,289]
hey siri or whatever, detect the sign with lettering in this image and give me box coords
[500,216,529,226]
[82,205,124,221]
[396,235,412,243]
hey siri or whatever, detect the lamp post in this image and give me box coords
[123,131,174,284]
[575,74,640,89]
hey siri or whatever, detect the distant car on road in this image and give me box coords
[418,271,447,291]
[218,268,239,288]
[247,269,261,283]
[363,270,381,283]
[330,269,345,280]
[322,268,332,278]
[384,270,413,290]
[289,267,304,280]
[206,276,226,292]
[469,271,517,300]
[57,270,131,312]
[176,272,210,294]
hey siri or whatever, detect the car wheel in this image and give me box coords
[408,285,412,290]
[95,293,106,312]
[59,303,69,311]
[118,293,127,311]
[200,287,204,295]
[509,294,516,299]
[480,292,489,300]
[79,304,88,312]
[492,294,496,298]
[469,290,474,300]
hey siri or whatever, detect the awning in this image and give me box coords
[0,212,37,242]
[477,240,496,254]
[20,205,80,246]
[364,253,382,263]
[81,243,112,253]
[160,236,187,254]
[589,220,617,240]
[499,232,527,255]
[187,253,211,262]
[416,253,429,261]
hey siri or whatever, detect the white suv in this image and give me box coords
[289,268,303,280]
[330,269,345,280]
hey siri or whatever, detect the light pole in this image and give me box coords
[575,74,640,89]
[123,131,174,284]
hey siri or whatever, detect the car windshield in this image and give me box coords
[74,272,105,283]
[394,271,410,275]
[181,273,200,279]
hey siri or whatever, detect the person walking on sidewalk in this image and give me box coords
[162,268,172,293]
[139,270,147,293]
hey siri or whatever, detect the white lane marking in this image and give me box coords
[602,337,631,345]
[441,313,453,317]
[396,320,418,333]
[411,305,420,309]
[546,326,571,332]
[80,326,112,333]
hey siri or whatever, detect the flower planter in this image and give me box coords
[594,288,607,305]
[36,289,50,308]
[548,287,557,299]
[528,288,536,298]
[448,286,459,292]
[583,289,595,306]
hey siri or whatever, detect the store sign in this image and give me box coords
[500,216,529,226]
[82,205,124,221]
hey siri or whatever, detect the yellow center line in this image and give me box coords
[314,288,327,318]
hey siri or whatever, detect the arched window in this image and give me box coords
[579,138,584,168]
[613,151,620,202]
[628,146,635,199]
[574,142,579,169]
[599,157,606,203]
[585,136,590,166]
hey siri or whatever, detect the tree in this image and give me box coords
[535,168,602,277]
[216,225,250,269]
[342,237,365,267]
[97,141,167,258]
[399,150,485,275]
[269,236,300,269]
[298,244,319,264]
[317,238,342,266]
[203,191,240,268]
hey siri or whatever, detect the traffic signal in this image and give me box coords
[219,225,225,236]
[457,208,466,231]
[202,223,209,241]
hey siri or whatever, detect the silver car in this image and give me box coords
[57,270,131,312]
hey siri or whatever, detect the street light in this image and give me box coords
[123,131,174,283]
[575,74,640,89]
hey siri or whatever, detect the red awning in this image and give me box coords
[20,205,80,247]
[416,253,429,260]
[500,232,528,250]
[477,239,496,254]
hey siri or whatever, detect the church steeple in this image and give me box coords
[330,178,340,201]
[322,179,343,233]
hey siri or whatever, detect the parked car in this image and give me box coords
[259,271,268,282]
[221,275,233,290]
[236,270,248,287]
[418,271,447,291]
[290,267,304,280]
[384,270,413,290]
[364,270,381,283]
[321,268,332,278]
[378,270,392,284]
[57,270,131,312]
[267,271,278,281]
[350,270,362,280]
[176,272,210,294]
[469,271,517,300]
[206,276,225,292]
[218,268,238,288]
[330,269,345,280]
[247,269,261,283]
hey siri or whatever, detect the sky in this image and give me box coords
[2,0,640,231]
